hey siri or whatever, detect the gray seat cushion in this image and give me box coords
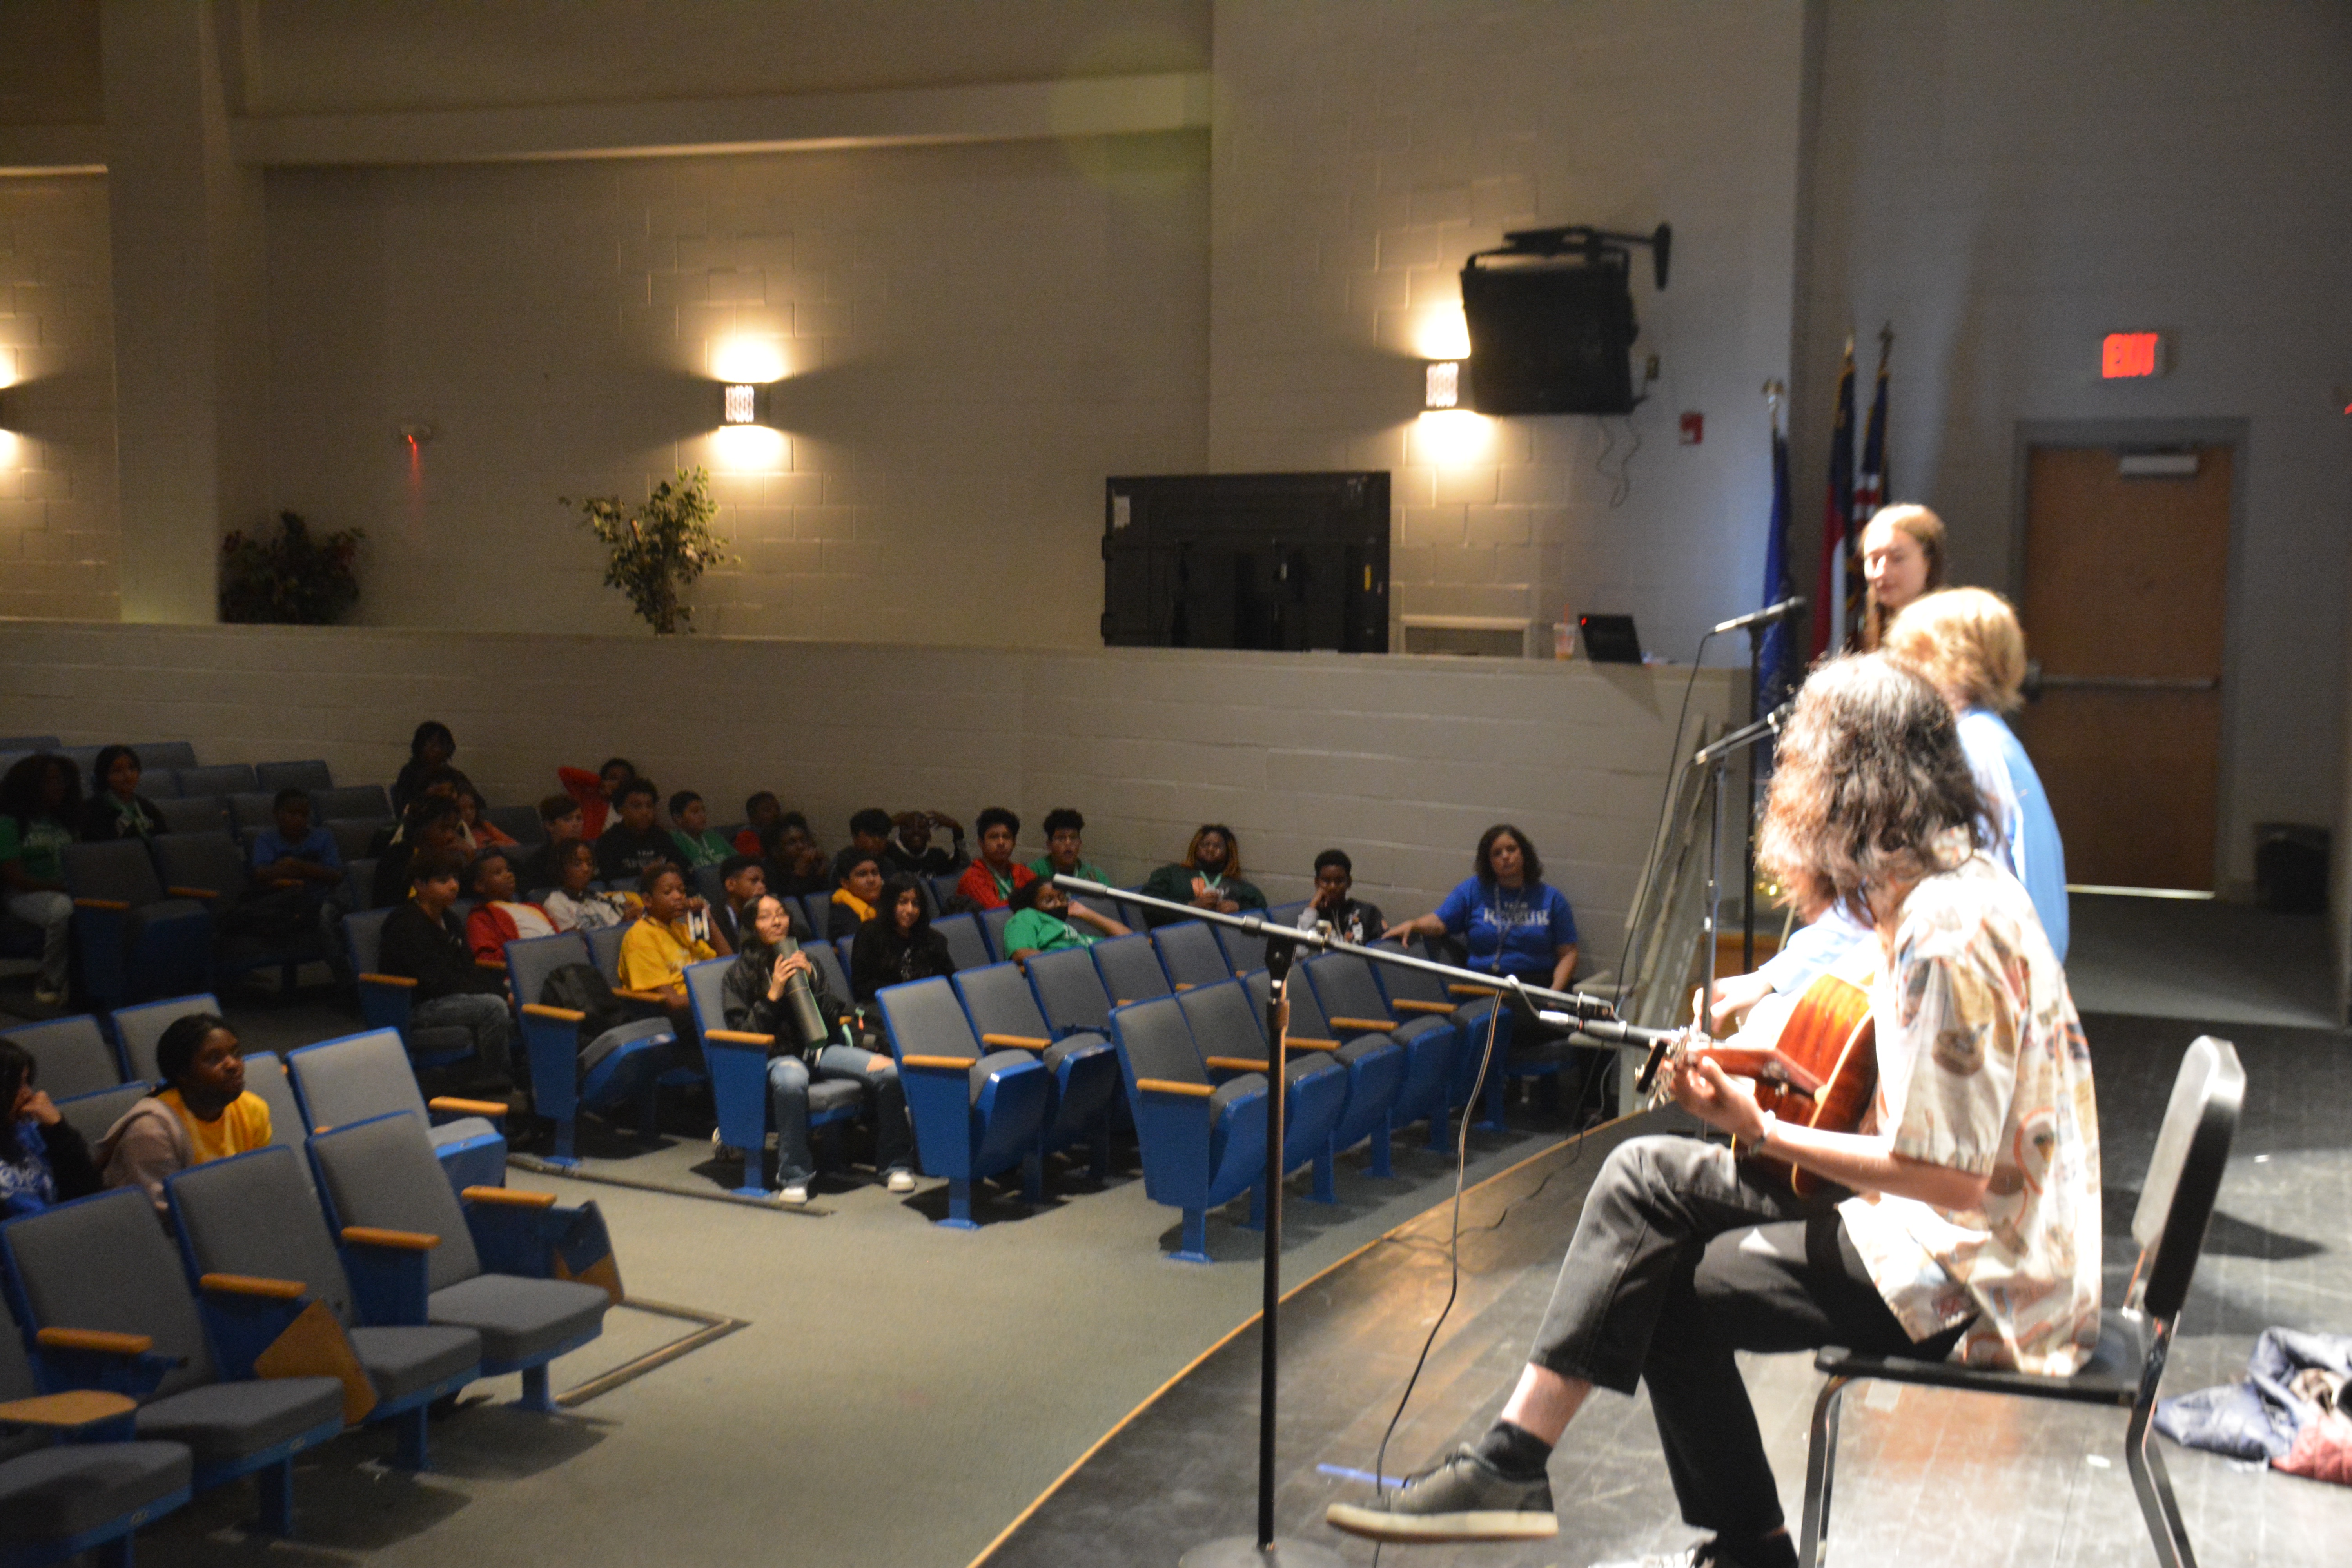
[135,1377,345,1465]
[428,1116,500,1151]
[0,1439,192,1541]
[1210,1074,1265,1120]
[1042,1031,1108,1073]
[428,1274,610,1366]
[349,1325,483,1406]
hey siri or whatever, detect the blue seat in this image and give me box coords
[52,1082,150,1150]
[1180,978,1351,1203]
[926,872,961,914]
[225,793,278,843]
[681,954,858,1198]
[1106,996,1270,1264]
[0,1294,193,1567]
[875,978,1051,1229]
[165,1146,483,1471]
[1301,950,1459,1153]
[0,1013,123,1098]
[110,993,223,1084]
[0,734,61,751]
[237,1051,312,1176]
[1151,920,1234,990]
[0,1188,345,1536]
[287,1030,507,1193]
[306,1111,615,1413]
[1213,899,1310,973]
[59,840,213,1010]
[154,794,230,835]
[253,761,332,795]
[150,832,324,990]
[131,741,198,773]
[166,764,256,799]
[311,784,392,826]
[342,907,477,1074]
[934,912,991,973]
[505,933,667,1170]
[1091,933,1173,1007]
[806,940,855,1016]
[797,893,833,939]
[978,904,1014,960]
[953,961,1118,1179]
[1375,937,1519,1132]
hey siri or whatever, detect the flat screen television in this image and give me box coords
[1101,472,1389,653]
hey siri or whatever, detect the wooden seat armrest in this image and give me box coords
[476,958,509,971]
[198,1273,306,1300]
[0,1390,138,1430]
[1328,1016,1395,1033]
[521,1002,588,1023]
[899,1054,971,1071]
[342,1226,440,1250]
[612,987,672,1004]
[1282,1035,1340,1051]
[73,897,131,912]
[167,885,222,900]
[979,1033,1051,1050]
[463,1186,556,1209]
[359,972,418,989]
[428,1096,510,1118]
[705,1028,777,1047]
[1391,998,1456,1015]
[1172,982,1195,991]
[1204,1055,1265,1073]
[1448,984,1501,997]
[36,1328,155,1357]
[1136,1077,1214,1099]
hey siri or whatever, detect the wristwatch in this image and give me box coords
[1753,1109,1780,1150]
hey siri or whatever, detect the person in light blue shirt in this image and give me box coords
[1388,824,1579,990]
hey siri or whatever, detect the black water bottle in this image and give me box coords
[776,933,829,1050]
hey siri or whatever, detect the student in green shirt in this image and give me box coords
[668,790,733,871]
[1026,807,1111,887]
[1136,824,1265,928]
[1,754,82,1005]
[999,876,1129,964]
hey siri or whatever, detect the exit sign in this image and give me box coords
[2102,332,2166,379]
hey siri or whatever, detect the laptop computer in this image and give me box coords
[1577,613,1643,664]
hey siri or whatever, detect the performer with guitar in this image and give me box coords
[1328,653,2101,1568]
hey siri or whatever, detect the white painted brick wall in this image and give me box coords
[0,622,1738,958]
[0,175,117,621]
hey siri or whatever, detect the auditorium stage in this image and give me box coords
[976,1011,2352,1568]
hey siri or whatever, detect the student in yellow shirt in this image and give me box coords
[616,862,733,1028]
[97,1013,274,1212]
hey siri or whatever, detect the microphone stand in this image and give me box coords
[1050,877,1669,1567]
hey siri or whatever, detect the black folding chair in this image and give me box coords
[1798,1034,2244,1568]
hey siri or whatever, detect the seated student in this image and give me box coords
[391,720,457,816]
[834,808,894,886]
[379,851,514,1083]
[722,893,916,1203]
[768,812,833,898]
[457,786,517,850]
[79,745,165,842]
[245,787,344,933]
[849,873,955,1003]
[543,839,637,933]
[2,753,84,1006]
[668,790,732,871]
[0,1038,103,1220]
[1027,807,1109,885]
[557,755,639,841]
[1296,848,1386,942]
[1386,823,1578,990]
[827,850,886,942]
[372,763,471,856]
[515,793,586,894]
[1138,824,1267,928]
[952,807,1035,911]
[93,1013,271,1213]
[595,778,675,884]
[465,851,555,964]
[372,796,465,909]
[617,862,731,1025]
[734,791,784,857]
[1000,876,1129,964]
[883,809,968,880]
[713,853,809,951]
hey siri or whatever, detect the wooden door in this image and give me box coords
[2014,445,2232,890]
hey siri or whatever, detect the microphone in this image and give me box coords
[1713,596,1806,636]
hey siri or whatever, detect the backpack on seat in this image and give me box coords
[538,962,661,1073]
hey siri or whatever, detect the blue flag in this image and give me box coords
[1759,408,1797,713]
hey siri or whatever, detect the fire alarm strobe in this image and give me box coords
[1678,411,1703,445]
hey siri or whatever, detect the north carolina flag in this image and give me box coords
[1809,341,1855,660]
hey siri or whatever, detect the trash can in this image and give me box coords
[2252,823,2329,915]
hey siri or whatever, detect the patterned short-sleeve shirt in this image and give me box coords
[1838,846,2103,1374]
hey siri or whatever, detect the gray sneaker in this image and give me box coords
[1324,1445,1556,1543]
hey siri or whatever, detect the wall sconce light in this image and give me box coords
[1424,361,1463,411]
[722,384,766,425]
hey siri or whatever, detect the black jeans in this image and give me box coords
[1529,1134,1964,1539]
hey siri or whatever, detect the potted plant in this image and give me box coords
[564,466,735,635]
[218,512,366,624]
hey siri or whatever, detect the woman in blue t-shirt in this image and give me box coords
[1387,824,1579,989]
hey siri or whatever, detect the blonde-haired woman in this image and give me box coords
[1857,503,1946,650]
[1883,586,2069,957]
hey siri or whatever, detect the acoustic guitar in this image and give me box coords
[1643,959,1878,1198]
